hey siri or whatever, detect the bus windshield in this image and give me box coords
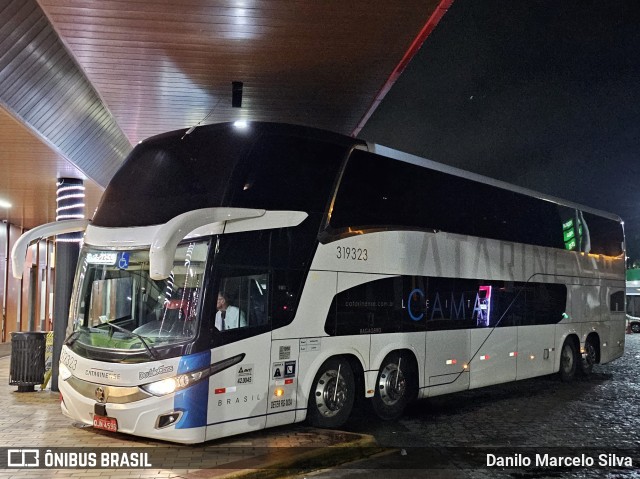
[67,241,209,354]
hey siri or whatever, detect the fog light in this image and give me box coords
[156,411,182,429]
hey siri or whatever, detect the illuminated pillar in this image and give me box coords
[51,178,85,392]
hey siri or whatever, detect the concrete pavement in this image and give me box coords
[0,354,380,479]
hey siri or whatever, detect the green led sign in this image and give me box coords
[563,217,582,251]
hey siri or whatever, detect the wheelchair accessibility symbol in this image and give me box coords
[118,252,130,269]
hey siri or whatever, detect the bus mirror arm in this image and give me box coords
[10,219,90,279]
[149,207,266,280]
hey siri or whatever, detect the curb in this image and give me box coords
[193,432,383,479]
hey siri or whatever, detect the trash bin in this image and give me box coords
[9,332,47,392]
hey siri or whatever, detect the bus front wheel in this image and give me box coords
[371,352,417,421]
[307,358,355,428]
[559,339,578,382]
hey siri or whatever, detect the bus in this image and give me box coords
[626,269,640,333]
[12,122,626,444]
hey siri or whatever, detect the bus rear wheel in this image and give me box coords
[371,352,417,420]
[580,337,598,376]
[307,358,355,428]
[559,339,578,382]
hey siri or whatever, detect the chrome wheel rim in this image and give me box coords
[377,363,406,406]
[314,369,347,417]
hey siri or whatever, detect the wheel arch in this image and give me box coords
[380,348,419,373]
[370,344,421,382]
[555,332,580,373]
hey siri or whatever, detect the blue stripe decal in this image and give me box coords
[175,350,211,429]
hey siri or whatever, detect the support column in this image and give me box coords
[1,221,8,343]
[51,178,84,392]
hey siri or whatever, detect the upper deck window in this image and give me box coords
[329,150,623,255]
[92,123,352,228]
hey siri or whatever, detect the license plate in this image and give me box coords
[93,414,118,432]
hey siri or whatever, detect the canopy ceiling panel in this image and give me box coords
[0,0,131,188]
[0,106,103,229]
[39,0,440,143]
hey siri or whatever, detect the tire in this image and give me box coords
[631,323,640,334]
[371,352,417,421]
[580,337,597,376]
[559,339,578,382]
[306,358,355,428]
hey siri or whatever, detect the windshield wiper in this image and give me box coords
[105,321,159,360]
[64,329,84,346]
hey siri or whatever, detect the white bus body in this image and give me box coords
[16,123,625,443]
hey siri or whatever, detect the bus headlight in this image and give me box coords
[141,371,205,396]
[139,353,246,397]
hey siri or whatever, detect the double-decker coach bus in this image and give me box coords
[12,122,626,443]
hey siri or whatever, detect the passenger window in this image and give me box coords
[610,291,625,312]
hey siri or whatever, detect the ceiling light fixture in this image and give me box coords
[0,199,12,208]
[233,120,248,129]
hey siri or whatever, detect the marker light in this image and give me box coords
[463,364,469,370]
[274,388,285,397]
[530,355,536,360]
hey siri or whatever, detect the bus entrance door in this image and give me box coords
[205,273,272,440]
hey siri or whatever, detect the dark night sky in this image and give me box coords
[360,0,640,261]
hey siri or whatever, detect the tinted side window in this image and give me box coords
[582,212,624,256]
[212,224,318,340]
[325,276,409,336]
[610,291,625,312]
[270,222,320,329]
[330,150,565,249]
[324,275,567,336]
[232,134,345,214]
[524,283,568,325]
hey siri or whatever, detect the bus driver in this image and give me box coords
[215,290,246,331]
